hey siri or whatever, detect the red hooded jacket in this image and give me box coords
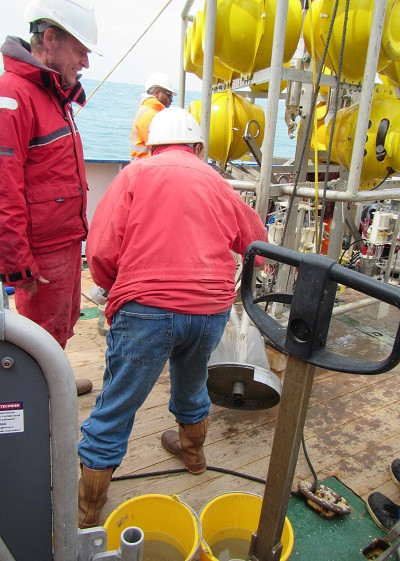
[87,145,268,320]
[0,36,88,286]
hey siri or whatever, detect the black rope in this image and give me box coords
[110,452,319,498]
[317,0,351,253]
[301,435,318,493]
[371,167,395,191]
[111,466,266,485]
[339,238,366,264]
[267,0,341,296]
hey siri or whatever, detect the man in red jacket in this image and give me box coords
[77,107,268,527]
[0,0,96,395]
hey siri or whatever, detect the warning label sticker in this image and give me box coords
[0,401,24,434]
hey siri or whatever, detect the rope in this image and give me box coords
[317,0,351,253]
[74,0,174,116]
[266,0,341,295]
[308,0,320,251]
[111,454,318,497]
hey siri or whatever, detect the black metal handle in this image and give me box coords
[242,241,400,374]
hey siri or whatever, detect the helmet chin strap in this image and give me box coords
[29,19,52,33]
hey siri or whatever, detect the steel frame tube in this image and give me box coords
[346,0,387,197]
[120,527,144,560]
[256,0,289,223]
[200,0,217,161]
[331,297,377,316]
[280,184,400,202]
[179,0,196,108]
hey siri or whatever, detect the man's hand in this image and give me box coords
[19,275,50,295]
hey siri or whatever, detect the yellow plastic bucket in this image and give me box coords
[199,492,294,561]
[104,494,200,560]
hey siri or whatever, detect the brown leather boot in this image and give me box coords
[161,417,209,474]
[78,463,114,528]
[76,379,93,396]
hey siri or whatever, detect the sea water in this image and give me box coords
[74,78,296,162]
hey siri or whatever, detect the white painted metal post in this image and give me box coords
[346,0,387,197]
[200,0,217,161]
[256,0,289,223]
[179,0,196,108]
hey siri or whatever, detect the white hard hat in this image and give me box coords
[24,0,99,53]
[146,107,205,147]
[145,72,177,96]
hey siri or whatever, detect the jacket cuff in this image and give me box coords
[0,268,36,285]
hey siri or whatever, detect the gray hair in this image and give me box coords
[30,23,68,52]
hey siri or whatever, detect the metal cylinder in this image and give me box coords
[120,527,144,561]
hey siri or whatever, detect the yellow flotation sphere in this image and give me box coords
[189,90,265,167]
[184,25,203,79]
[252,0,302,74]
[304,0,400,85]
[303,0,326,62]
[208,0,302,77]
[185,13,233,83]
[379,60,400,88]
[299,102,329,156]
[191,11,204,67]
[325,86,400,188]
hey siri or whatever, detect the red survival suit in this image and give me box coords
[0,36,88,347]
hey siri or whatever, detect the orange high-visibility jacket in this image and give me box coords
[129,96,166,160]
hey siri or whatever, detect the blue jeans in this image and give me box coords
[78,301,230,469]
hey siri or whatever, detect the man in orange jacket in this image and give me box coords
[129,72,177,160]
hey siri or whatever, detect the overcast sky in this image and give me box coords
[1,0,204,91]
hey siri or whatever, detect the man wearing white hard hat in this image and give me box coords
[129,71,177,160]
[77,107,268,527]
[0,0,99,396]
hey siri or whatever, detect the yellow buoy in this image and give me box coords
[189,90,265,167]
[326,85,400,188]
[184,25,203,79]
[185,12,233,83]
[209,0,302,77]
[304,0,400,85]
[379,59,400,87]
[303,0,326,63]
[299,101,329,157]
[252,0,302,73]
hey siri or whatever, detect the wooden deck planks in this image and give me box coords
[5,271,400,531]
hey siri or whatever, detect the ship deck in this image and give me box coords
[8,268,400,557]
